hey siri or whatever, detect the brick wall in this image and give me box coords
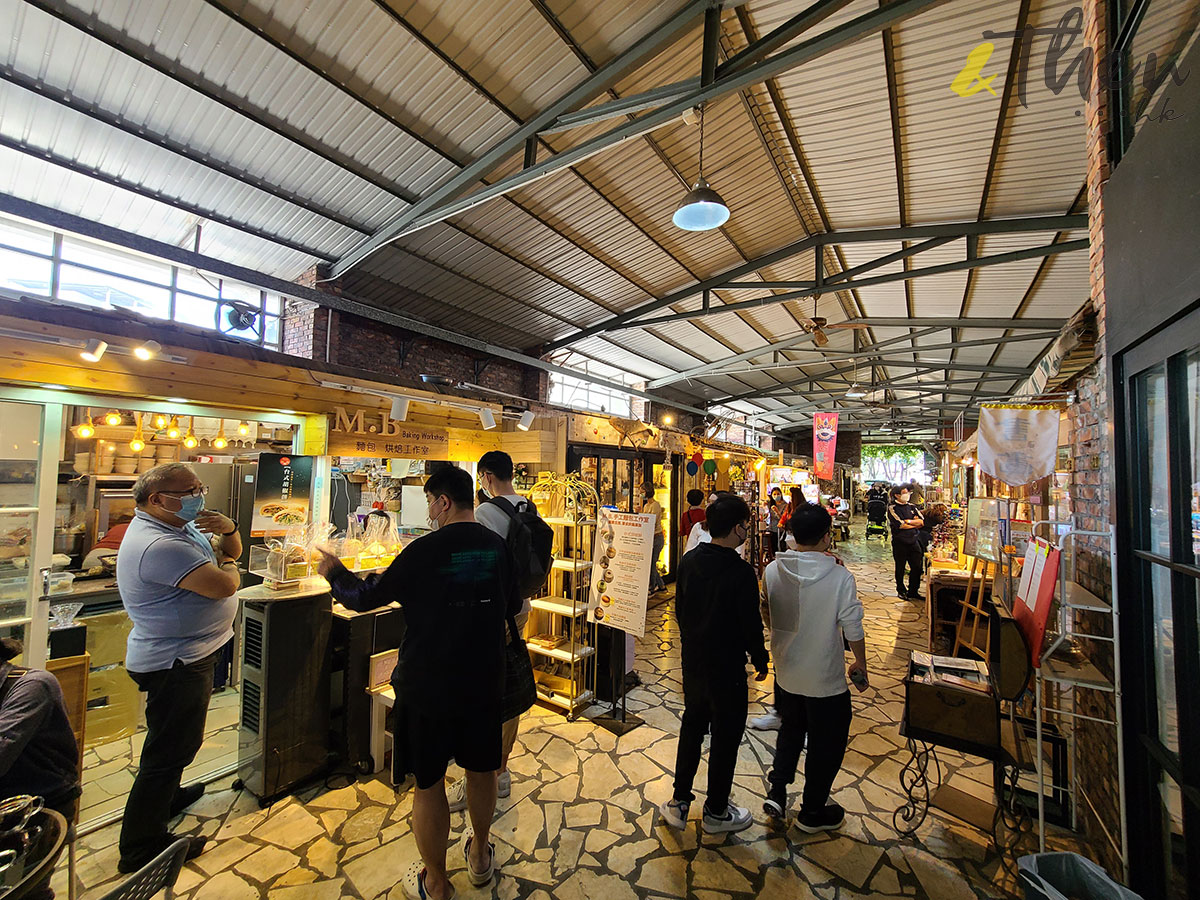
[282,267,548,403]
[1068,0,1121,876]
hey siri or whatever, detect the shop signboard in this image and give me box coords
[812,412,838,481]
[251,453,315,537]
[588,509,653,638]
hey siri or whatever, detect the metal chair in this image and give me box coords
[94,838,191,900]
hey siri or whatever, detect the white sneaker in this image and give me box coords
[447,776,468,813]
[498,770,511,799]
[702,803,753,834]
[749,708,782,730]
[658,798,689,829]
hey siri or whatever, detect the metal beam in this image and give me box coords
[540,79,699,134]
[334,0,955,276]
[716,0,858,79]
[544,216,1084,350]
[611,238,1087,331]
[330,0,712,277]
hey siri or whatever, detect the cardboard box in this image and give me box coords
[85,665,140,748]
[84,611,132,669]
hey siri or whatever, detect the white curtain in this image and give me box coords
[977,406,1060,486]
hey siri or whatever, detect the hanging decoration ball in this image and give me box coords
[691,451,703,466]
[703,459,718,476]
[686,460,699,476]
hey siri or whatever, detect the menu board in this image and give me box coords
[250,453,315,537]
[587,510,654,638]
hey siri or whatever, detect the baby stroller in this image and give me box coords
[866,498,889,541]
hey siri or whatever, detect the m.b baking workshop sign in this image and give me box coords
[329,406,450,458]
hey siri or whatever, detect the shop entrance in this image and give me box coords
[1116,305,1200,899]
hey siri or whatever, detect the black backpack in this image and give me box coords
[487,496,554,600]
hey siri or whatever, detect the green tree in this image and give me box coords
[861,444,922,483]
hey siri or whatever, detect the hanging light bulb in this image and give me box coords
[183,416,198,449]
[673,104,729,231]
[75,408,96,439]
[237,420,251,436]
[166,416,181,439]
[754,457,766,471]
[104,409,123,427]
[153,413,169,430]
[845,357,867,398]
[129,413,146,453]
[213,420,228,450]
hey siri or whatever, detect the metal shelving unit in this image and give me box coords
[526,473,599,719]
[1034,524,1128,881]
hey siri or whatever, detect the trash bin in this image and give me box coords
[1017,853,1143,900]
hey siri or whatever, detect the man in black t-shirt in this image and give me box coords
[317,466,518,900]
[888,484,925,600]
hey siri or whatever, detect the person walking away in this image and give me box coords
[316,466,518,900]
[680,489,706,541]
[888,484,925,600]
[642,486,666,593]
[0,637,80,900]
[660,495,768,835]
[761,505,867,832]
[442,450,551,813]
[116,463,241,871]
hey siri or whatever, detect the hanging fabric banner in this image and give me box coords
[977,405,1060,486]
[812,412,839,482]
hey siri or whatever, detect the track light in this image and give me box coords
[478,408,497,431]
[76,409,96,439]
[133,340,162,361]
[517,410,535,431]
[80,339,108,362]
[390,397,410,422]
[104,409,123,427]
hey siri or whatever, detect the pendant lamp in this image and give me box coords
[673,104,729,232]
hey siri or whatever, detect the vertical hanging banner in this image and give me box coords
[588,509,653,637]
[813,412,839,482]
[251,453,315,536]
[977,404,1060,486]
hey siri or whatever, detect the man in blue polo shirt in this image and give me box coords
[116,462,242,872]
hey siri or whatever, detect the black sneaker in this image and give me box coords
[897,589,909,600]
[169,783,205,818]
[763,785,787,819]
[118,835,208,873]
[907,592,924,601]
[796,802,845,834]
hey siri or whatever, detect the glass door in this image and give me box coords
[0,399,60,667]
[1120,307,1200,899]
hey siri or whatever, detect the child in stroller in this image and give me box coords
[866,497,889,540]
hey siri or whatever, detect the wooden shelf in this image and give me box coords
[530,597,586,617]
[551,557,592,573]
[527,643,595,663]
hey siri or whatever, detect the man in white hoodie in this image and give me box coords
[760,504,868,832]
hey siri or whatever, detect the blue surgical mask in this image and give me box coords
[175,493,205,523]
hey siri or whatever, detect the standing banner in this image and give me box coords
[977,404,1060,486]
[813,412,839,482]
[1013,538,1062,666]
[251,453,315,536]
[588,509,654,637]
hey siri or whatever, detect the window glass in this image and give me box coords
[174,294,218,330]
[265,295,283,315]
[176,269,221,300]
[1153,562,1179,754]
[263,315,280,348]
[0,218,52,255]
[0,247,53,295]
[57,265,170,319]
[1188,350,1199,565]
[218,281,262,307]
[1142,365,1171,556]
[60,236,171,287]
[1160,773,1187,900]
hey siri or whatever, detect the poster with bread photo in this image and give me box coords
[251,453,315,536]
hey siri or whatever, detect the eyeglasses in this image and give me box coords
[159,485,209,498]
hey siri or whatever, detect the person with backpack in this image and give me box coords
[445,450,553,813]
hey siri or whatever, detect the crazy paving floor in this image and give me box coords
[59,538,1097,900]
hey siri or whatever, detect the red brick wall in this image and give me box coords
[282,267,548,402]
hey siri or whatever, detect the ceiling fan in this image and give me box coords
[797,315,870,347]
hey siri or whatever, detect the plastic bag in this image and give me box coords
[1017,853,1142,900]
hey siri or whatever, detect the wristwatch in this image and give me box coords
[221,519,238,536]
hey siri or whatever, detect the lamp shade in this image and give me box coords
[478,408,497,431]
[389,397,410,421]
[517,410,535,431]
[672,179,730,231]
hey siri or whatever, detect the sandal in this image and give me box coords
[402,862,456,900]
[461,830,496,887]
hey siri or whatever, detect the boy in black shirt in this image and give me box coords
[888,484,925,600]
[661,495,769,835]
[317,466,519,900]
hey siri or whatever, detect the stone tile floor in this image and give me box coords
[78,688,240,825]
[58,538,1095,900]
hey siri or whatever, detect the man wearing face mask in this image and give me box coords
[888,484,925,600]
[116,462,241,871]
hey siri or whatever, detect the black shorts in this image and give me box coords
[397,703,503,790]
